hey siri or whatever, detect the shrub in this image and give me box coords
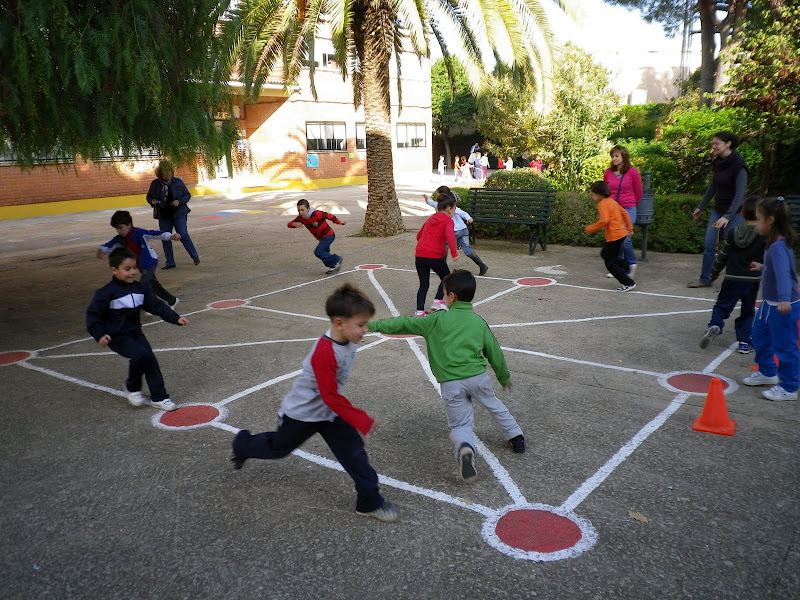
[483,168,555,190]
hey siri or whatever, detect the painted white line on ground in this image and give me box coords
[291,449,494,517]
[368,268,402,316]
[554,282,717,302]
[560,391,690,513]
[246,270,357,301]
[37,337,96,352]
[209,421,240,434]
[407,338,441,393]
[242,304,330,321]
[215,369,303,407]
[492,308,709,329]
[703,342,738,374]
[382,266,517,283]
[501,346,666,377]
[39,338,323,358]
[17,361,125,397]
[473,438,527,504]
[473,285,523,307]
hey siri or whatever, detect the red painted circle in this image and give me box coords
[210,300,247,309]
[495,509,583,553]
[0,351,31,365]
[159,405,220,428]
[517,278,554,287]
[357,264,386,270]
[666,373,730,394]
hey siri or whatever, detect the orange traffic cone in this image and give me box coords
[692,378,736,436]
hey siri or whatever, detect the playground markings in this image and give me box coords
[1,261,737,562]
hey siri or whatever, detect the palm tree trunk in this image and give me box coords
[360,5,405,237]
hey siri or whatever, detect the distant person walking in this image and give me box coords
[146,160,200,270]
[603,145,643,278]
[688,132,748,288]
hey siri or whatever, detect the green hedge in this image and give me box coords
[451,186,710,254]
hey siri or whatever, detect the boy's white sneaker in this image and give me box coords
[430,299,447,312]
[414,310,429,317]
[126,390,147,407]
[617,284,636,292]
[356,501,399,523]
[742,371,779,386]
[150,398,178,411]
[459,444,477,482]
[762,386,798,402]
[699,325,721,349]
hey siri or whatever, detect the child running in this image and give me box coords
[368,270,524,483]
[231,284,398,522]
[96,210,180,308]
[86,248,188,411]
[424,186,489,276]
[288,199,346,274]
[700,196,766,353]
[742,197,800,401]
[415,193,459,316]
[585,181,636,291]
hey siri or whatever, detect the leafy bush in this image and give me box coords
[483,168,555,190]
[613,103,671,141]
[451,185,711,253]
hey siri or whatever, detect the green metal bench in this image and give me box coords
[784,194,800,234]
[465,188,556,255]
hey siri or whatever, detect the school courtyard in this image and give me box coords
[2,180,798,599]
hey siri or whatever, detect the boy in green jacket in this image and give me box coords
[368,269,524,482]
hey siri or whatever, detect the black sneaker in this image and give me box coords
[509,435,525,453]
[459,444,477,482]
[700,325,721,349]
[231,430,250,470]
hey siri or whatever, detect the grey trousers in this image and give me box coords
[440,373,523,460]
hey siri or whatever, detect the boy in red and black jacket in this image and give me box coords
[289,199,346,274]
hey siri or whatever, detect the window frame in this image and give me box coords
[306,122,347,152]
[395,123,427,148]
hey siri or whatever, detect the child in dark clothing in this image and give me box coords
[288,199,346,274]
[86,248,188,411]
[96,210,180,308]
[700,196,767,353]
[231,284,398,523]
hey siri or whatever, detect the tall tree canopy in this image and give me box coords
[221,0,564,236]
[431,59,477,166]
[0,0,236,166]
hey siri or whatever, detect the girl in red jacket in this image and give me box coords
[415,194,459,315]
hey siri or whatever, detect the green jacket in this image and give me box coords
[368,302,510,386]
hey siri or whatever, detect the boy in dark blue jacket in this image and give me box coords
[86,248,188,410]
[96,211,180,308]
[700,195,767,353]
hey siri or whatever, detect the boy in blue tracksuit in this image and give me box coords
[96,210,180,308]
[424,186,489,276]
[86,248,188,410]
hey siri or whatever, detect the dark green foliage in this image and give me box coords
[0,0,236,167]
[454,185,712,253]
[483,168,554,190]
[613,103,670,141]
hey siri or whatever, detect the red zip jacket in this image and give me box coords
[288,209,342,240]
[416,212,458,259]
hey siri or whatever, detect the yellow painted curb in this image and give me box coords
[0,176,368,221]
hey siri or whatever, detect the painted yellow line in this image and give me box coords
[0,176,367,221]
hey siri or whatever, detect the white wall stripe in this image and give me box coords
[501,346,666,377]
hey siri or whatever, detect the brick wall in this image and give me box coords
[0,160,198,208]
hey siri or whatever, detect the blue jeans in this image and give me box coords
[752,302,800,392]
[708,280,759,342]
[158,214,199,266]
[454,228,474,257]
[314,234,340,268]
[699,210,744,284]
[108,332,168,401]
[618,206,637,266]
[232,415,385,513]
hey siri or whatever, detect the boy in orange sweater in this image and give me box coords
[585,181,636,291]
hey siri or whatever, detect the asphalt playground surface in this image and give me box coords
[2,178,799,599]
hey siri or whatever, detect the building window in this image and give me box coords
[356,123,366,150]
[306,122,346,152]
[396,123,426,148]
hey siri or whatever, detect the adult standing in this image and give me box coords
[146,160,200,269]
[505,156,513,170]
[687,131,748,288]
[604,145,643,277]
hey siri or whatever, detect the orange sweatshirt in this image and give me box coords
[585,196,633,242]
